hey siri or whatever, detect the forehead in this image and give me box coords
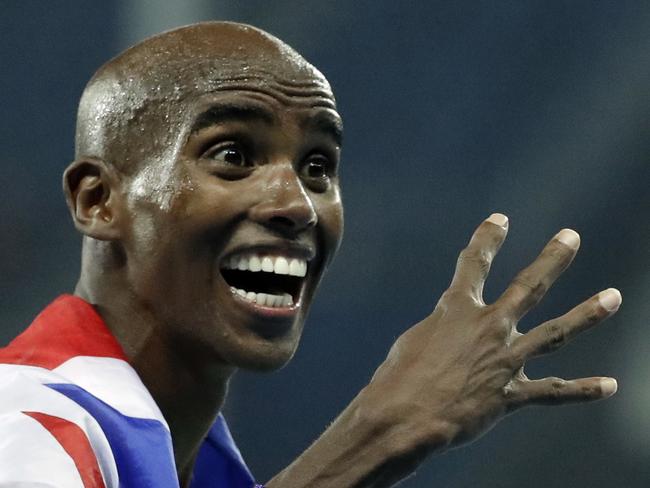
[183,92,343,151]
[138,27,335,115]
[79,23,342,164]
[163,49,342,143]
[122,22,336,105]
[160,55,333,98]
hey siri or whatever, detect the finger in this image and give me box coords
[506,376,618,409]
[495,228,580,319]
[510,288,622,362]
[450,213,509,300]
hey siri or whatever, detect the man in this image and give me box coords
[0,21,621,487]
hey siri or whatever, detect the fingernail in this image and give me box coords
[555,228,580,249]
[600,378,618,398]
[598,288,622,312]
[487,213,508,228]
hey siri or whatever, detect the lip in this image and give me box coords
[229,286,302,318]
[215,240,315,336]
[215,269,307,338]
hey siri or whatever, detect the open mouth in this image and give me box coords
[220,253,308,308]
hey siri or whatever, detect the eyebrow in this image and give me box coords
[189,100,343,146]
[308,111,344,146]
[190,102,276,134]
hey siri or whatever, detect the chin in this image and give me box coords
[221,336,300,372]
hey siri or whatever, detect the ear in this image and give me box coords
[62,158,123,240]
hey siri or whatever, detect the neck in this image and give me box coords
[74,241,236,481]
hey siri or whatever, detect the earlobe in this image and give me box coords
[62,158,123,240]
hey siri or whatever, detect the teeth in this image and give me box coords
[274,257,289,275]
[232,288,293,308]
[237,257,248,271]
[249,255,262,272]
[261,256,274,272]
[223,253,308,278]
[289,259,303,277]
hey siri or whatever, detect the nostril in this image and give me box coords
[268,216,296,228]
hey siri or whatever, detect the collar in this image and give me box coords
[0,294,127,369]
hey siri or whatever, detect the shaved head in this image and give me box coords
[66,20,344,375]
[75,21,335,173]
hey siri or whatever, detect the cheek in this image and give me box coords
[125,163,212,244]
[318,192,344,256]
[122,178,207,287]
[128,159,187,212]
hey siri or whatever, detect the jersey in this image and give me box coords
[0,295,261,487]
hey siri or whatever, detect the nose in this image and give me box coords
[249,164,317,235]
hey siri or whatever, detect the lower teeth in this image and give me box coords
[231,287,293,307]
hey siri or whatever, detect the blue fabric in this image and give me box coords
[191,416,255,488]
[47,383,256,487]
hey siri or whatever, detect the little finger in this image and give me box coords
[506,376,618,409]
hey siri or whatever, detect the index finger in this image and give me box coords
[450,213,509,300]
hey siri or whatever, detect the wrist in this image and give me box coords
[355,381,457,458]
[268,383,455,488]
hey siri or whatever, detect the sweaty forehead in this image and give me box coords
[113,22,333,103]
[75,22,337,166]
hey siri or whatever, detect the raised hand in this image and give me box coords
[365,213,620,449]
[268,213,620,488]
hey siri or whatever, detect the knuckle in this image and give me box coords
[506,346,525,369]
[543,321,566,351]
[584,310,601,327]
[503,379,527,413]
[586,301,604,324]
[582,383,599,398]
[478,308,511,338]
[501,381,516,400]
[486,327,511,348]
[549,377,568,400]
[489,313,513,338]
[512,271,546,304]
[546,240,574,266]
[551,377,567,389]
[458,248,492,275]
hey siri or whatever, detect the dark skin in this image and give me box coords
[62,22,620,487]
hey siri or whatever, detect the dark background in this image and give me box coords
[1,1,649,486]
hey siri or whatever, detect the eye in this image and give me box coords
[301,155,332,179]
[199,142,255,180]
[300,154,336,192]
[204,144,250,167]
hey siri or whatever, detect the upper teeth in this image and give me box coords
[223,254,308,277]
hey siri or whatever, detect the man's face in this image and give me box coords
[119,72,344,370]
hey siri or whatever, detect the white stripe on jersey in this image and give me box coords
[0,366,119,487]
[53,356,168,426]
[0,412,84,487]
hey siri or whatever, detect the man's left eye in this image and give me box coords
[301,156,331,179]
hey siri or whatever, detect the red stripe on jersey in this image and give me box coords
[23,411,107,488]
[0,295,127,369]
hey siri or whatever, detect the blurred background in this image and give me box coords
[1,1,649,486]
